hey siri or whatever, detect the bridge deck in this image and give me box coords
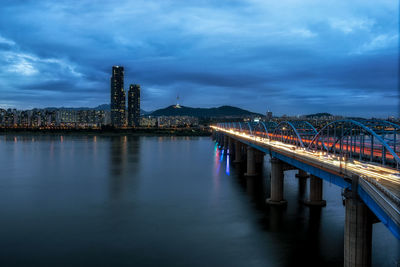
[213,126,400,239]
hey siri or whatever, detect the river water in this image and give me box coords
[0,135,398,266]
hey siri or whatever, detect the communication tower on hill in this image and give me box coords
[174,94,181,108]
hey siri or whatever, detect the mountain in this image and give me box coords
[42,104,258,117]
[93,104,110,111]
[150,105,262,117]
[304,112,333,118]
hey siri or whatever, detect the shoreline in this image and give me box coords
[0,127,212,136]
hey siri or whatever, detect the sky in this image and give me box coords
[0,0,398,117]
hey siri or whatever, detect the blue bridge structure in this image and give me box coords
[211,119,399,267]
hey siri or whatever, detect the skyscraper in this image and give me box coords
[128,84,140,127]
[110,66,126,127]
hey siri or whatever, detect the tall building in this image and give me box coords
[110,66,126,127]
[266,110,273,121]
[128,84,140,127]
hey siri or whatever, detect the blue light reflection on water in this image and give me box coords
[226,155,230,175]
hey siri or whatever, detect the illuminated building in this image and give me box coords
[110,66,126,127]
[140,116,157,127]
[128,84,140,127]
[157,116,198,127]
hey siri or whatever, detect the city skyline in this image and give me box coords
[1,2,398,266]
[0,1,398,117]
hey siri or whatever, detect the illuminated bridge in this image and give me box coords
[211,119,399,267]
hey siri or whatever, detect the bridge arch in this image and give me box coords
[237,122,243,132]
[236,121,254,135]
[307,119,400,168]
[271,121,319,148]
[246,122,254,135]
[253,121,278,140]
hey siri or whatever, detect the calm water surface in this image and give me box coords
[0,135,398,266]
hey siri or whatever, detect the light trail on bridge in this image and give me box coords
[212,126,400,199]
[252,131,395,161]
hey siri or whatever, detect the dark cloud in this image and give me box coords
[0,0,397,117]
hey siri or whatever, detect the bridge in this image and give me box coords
[211,119,399,267]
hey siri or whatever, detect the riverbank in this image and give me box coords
[0,127,212,136]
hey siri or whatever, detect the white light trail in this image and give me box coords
[212,126,400,189]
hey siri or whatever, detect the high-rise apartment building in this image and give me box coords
[128,84,140,127]
[110,66,126,127]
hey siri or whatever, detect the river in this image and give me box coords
[0,135,398,266]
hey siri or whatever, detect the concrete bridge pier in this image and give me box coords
[228,137,233,155]
[255,151,265,165]
[304,175,326,207]
[296,169,309,178]
[343,176,372,267]
[344,198,373,267]
[254,151,265,175]
[266,158,287,205]
[233,141,242,163]
[245,146,257,176]
[217,134,222,147]
[223,135,228,151]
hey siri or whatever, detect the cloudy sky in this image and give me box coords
[0,0,398,117]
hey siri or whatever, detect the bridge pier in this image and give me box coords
[343,175,372,267]
[255,151,265,165]
[234,141,242,163]
[217,134,223,147]
[266,158,287,205]
[245,146,257,176]
[304,175,326,207]
[344,198,372,267]
[296,169,309,179]
[223,135,228,152]
[228,137,233,155]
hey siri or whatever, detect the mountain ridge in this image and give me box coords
[150,105,262,117]
[40,104,262,117]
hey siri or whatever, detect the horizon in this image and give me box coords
[0,1,398,117]
[0,103,389,119]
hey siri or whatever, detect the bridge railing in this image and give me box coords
[361,176,400,207]
[214,119,400,170]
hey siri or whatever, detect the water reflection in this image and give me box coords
[298,177,307,202]
[0,135,397,266]
[225,155,230,175]
[214,145,221,175]
[213,144,221,191]
[110,136,127,177]
[109,136,140,200]
[268,206,286,231]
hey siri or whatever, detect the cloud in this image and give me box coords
[329,18,375,34]
[290,28,316,38]
[0,0,397,117]
[4,52,38,76]
[0,35,15,46]
[353,34,398,54]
